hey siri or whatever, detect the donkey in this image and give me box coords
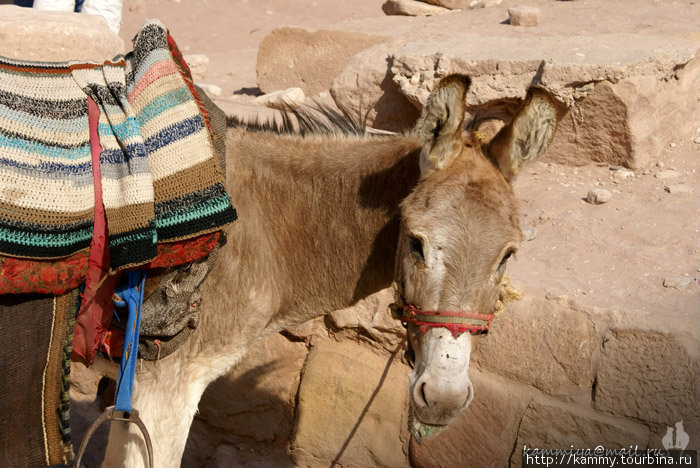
[95,74,556,467]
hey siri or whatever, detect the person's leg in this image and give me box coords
[82,0,122,33]
[32,0,75,11]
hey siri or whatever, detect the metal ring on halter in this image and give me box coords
[74,406,154,468]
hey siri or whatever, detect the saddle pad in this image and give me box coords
[0,19,237,271]
[0,291,77,467]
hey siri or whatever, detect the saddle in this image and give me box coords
[0,19,236,362]
[0,18,236,467]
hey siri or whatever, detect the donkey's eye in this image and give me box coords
[498,250,514,272]
[409,236,425,262]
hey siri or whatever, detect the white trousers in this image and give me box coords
[33,0,123,34]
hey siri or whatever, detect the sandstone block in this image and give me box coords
[292,339,411,468]
[254,87,306,110]
[283,316,326,342]
[383,0,450,16]
[183,54,210,81]
[586,187,612,204]
[471,296,598,394]
[656,169,681,179]
[422,0,502,9]
[664,184,693,194]
[509,6,540,27]
[612,168,635,182]
[0,5,124,62]
[328,288,406,351]
[410,370,528,468]
[594,329,700,426]
[510,399,650,467]
[662,277,694,290]
[389,33,698,167]
[330,41,421,132]
[196,333,308,442]
[256,27,388,97]
[197,83,222,97]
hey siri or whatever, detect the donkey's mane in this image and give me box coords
[226,104,370,139]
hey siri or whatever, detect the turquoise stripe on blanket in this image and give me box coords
[0,19,237,269]
[0,104,89,134]
[0,132,90,160]
[135,88,193,127]
[0,225,93,248]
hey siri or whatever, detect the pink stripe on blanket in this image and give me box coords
[127,59,179,103]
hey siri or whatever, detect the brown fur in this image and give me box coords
[101,76,558,467]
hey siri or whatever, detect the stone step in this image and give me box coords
[255,2,700,168]
[0,5,124,62]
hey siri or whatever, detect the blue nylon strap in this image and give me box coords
[114,270,146,413]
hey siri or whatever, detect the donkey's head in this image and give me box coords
[392,74,556,438]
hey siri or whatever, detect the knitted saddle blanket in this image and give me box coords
[0,20,237,271]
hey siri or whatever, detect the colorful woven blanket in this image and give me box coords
[0,20,236,271]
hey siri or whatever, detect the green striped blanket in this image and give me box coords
[0,20,236,270]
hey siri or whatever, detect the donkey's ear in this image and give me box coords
[486,89,557,182]
[416,74,471,175]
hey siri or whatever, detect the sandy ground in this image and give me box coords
[69,0,700,466]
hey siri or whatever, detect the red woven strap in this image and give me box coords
[402,305,494,337]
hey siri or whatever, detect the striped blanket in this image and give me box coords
[0,20,237,271]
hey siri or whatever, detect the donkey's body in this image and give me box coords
[100,125,423,467]
[100,76,556,467]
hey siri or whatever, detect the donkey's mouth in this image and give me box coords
[411,418,447,444]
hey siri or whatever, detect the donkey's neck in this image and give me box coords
[226,129,421,328]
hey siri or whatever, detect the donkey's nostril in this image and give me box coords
[420,382,429,408]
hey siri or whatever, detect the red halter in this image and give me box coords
[401,304,494,337]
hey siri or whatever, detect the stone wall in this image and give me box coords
[253,6,699,169]
[180,290,698,468]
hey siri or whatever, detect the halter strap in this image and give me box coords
[400,304,494,337]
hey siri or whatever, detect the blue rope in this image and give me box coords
[113,270,146,413]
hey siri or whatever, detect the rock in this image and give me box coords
[283,316,325,341]
[508,6,540,27]
[586,188,612,204]
[183,54,210,81]
[410,370,527,468]
[594,329,699,426]
[471,296,599,395]
[256,27,388,96]
[657,161,665,168]
[197,83,222,97]
[422,0,501,9]
[521,226,537,241]
[662,277,693,290]
[254,87,306,110]
[328,288,406,351]
[389,33,699,167]
[197,333,308,442]
[694,137,700,144]
[655,169,681,179]
[382,0,450,16]
[70,361,102,396]
[510,399,650,467]
[664,184,693,194]
[330,41,421,132]
[612,168,635,182]
[0,5,124,62]
[257,8,700,162]
[292,339,410,468]
[470,0,502,7]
